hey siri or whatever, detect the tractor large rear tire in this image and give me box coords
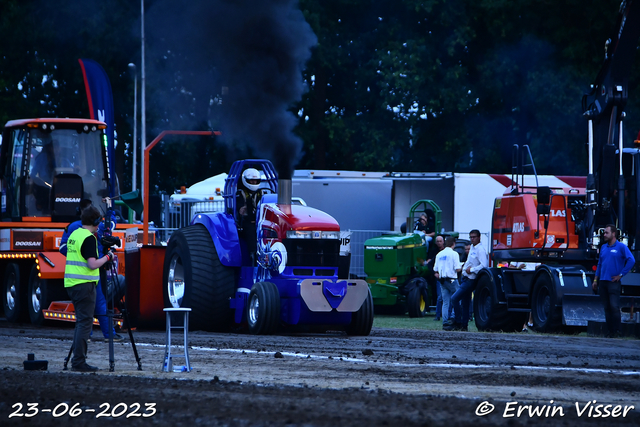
[162,224,236,332]
[407,278,428,318]
[531,273,562,333]
[346,289,374,336]
[246,281,281,335]
[3,263,26,323]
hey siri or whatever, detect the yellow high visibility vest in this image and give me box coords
[64,227,99,287]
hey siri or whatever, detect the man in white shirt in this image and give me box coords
[434,236,462,329]
[450,229,488,331]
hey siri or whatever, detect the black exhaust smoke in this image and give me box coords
[148,0,317,180]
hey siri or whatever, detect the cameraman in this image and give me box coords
[64,205,115,371]
[60,198,125,341]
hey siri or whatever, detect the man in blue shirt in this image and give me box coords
[593,224,635,338]
[60,198,124,341]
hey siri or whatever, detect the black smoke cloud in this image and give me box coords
[148,0,317,179]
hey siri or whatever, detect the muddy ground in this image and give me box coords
[0,321,638,426]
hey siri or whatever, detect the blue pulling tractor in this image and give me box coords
[161,159,374,335]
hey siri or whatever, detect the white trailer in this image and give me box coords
[168,170,585,239]
[291,170,393,231]
[167,170,585,276]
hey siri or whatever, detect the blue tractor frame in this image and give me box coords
[162,159,373,335]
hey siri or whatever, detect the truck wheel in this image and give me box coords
[474,274,509,331]
[28,264,51,326]
[346,289,374,336]
[3,263,26,323]
[407,279,428,318]
[531,273,562,332]
[163,224,236,332]
[246,281,280,335]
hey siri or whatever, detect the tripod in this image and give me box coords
[63,258,142,372]
[105,257,142,371]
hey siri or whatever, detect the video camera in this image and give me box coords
[101,235,121,249]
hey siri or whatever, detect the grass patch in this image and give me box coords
[373,313,479,332]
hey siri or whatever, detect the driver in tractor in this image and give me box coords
[414,210,436,246]
[236,168,263,256]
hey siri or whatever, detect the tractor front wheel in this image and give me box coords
[407,278,428,318]
[346,288,374,336]
[246,281,280,335]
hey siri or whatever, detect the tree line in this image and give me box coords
[1,0,638,195]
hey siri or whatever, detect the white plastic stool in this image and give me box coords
[162,308,192,372]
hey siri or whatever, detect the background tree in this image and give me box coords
[1,0,639,194]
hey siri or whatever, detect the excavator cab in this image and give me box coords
[0,119,109,221]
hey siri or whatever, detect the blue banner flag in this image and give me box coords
[78,58,116,197]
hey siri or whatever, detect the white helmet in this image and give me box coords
[242,168,261,192]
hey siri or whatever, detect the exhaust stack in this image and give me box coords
[278,179,292,205]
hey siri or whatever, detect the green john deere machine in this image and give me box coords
[364,200,458,317]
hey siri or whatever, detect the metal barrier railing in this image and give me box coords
[348,230,394,278]
[160,197,225,242]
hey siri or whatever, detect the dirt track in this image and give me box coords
[0,322,639,426]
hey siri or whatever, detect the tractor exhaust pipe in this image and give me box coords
[278,178,292,205]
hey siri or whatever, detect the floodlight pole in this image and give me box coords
[141,0,146,202]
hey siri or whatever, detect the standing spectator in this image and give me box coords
[64,206,115,371]
[426,235,445,321]
[593,224,635,338]
[434,236,462,330]
[450,230,488,331]
[460,243,471,263]
[460,242,472,320]
[60,199,124,342]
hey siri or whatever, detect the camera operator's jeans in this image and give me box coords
[66,282,96,368]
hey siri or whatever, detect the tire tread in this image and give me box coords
[162,225,236,331]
